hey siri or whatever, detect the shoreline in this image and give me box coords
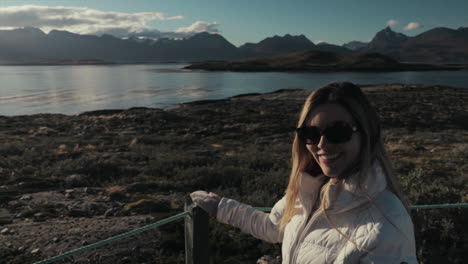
[1,82,468,118]
[0,61,190,66]
[2,60,468,72]
[184,63,468,72]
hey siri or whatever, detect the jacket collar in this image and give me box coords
[328,163,387,214]
[298,172,326,216]
[299,162,387,215]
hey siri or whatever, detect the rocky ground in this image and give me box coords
[0,83,467,264]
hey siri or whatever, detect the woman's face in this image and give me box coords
[305,103,361,179]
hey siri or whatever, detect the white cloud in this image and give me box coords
[387,19,399,26]
[125,21,220,40]
[404,22,424,31]
[166,15,184,20]
[0,5,183,37]
[175,21,220,34]
[128,29,186,40]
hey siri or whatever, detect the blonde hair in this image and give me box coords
[280,82,409,236]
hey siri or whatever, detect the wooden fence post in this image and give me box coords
[185,196,209,264]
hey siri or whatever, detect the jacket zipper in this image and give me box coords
[289,209,322,263]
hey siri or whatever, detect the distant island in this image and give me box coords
[184,50,468,72]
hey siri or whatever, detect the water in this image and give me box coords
[0,64,467,116]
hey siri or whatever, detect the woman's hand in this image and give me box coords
[190,190,221,216]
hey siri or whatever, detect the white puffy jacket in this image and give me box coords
[216,165,418,264]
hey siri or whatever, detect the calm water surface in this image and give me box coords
[0,64,467,116]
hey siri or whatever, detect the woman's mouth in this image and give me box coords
[319,153,342,164]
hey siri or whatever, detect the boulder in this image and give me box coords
[65,174,88,187]
[106,185,128,200]
[123,198,171,214]
[67,206,89,217]
[0,208,13,224]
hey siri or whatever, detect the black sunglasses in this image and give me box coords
[296,121,358,145]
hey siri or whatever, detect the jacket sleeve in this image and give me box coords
[358,213,418,264]
[216,197,285,243]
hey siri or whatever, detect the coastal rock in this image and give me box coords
[106,185,129,200]
[0,190,18,203]
[65,174,88,187]
[0,218,12,225]
[123,198,171,214]
[16,209,34,218]
[103,208,117,217]
[67,207,89,217]
[19,195,32,201]
[0,208,13,225]
[33,212,47,221]
[64,189,75,199]
[29,126,57,137]
[116,152,149,162]
[127,182,161,193]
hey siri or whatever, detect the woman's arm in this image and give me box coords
[358,201,418,264]
[358,224,418,264]
[216,197,286,243]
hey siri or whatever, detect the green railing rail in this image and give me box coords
[33,211,190,264]
[32,202,468,264]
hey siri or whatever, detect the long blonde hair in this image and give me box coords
[280,82,409,232]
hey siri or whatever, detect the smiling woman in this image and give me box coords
[301,105,362,179]
[191,82,418,264]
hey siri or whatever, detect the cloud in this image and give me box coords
[387,19,399,26]
[125,21,221,40]
[404,22,424,31]
[127,29,186,40]
[175,21,220,34]
[0,5,183,37]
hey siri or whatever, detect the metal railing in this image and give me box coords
[32,202,468,264]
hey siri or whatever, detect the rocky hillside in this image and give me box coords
[239,34,318,56]
[363,26,468,63]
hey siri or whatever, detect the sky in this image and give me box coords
[0,0,467,46]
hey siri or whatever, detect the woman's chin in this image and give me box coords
[321,169,341,179]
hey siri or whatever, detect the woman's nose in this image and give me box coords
[317,135,328,149]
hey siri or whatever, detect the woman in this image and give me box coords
[191,82,418,263]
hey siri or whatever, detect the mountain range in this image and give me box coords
[0,26,467,64]
[363,26,468,63]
